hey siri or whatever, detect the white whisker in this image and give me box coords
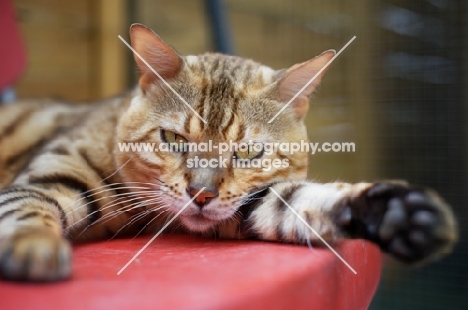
[110,205,166,240]
[89,196,164,227]
[66,186,153,214]
[66,192,159,230]
[68,155,134,200]
[65,189,159,218]
[65,192,161,230]
[100,156,133,184]
[68,181,159,200]
[132,208,170,240]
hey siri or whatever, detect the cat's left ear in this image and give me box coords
[129,24,183,92]
[276,50,335,118]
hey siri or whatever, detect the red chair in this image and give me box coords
[0,0,26,103]
[1,235,381,309]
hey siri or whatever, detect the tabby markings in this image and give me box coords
[267,36,357,123]
[269,187,357,274]
[118,35,207,123]
[117,187,206,275]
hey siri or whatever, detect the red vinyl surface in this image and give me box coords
[1,235,382,310]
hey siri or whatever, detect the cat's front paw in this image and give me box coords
[0,228,72,281]
[340,181,458,264]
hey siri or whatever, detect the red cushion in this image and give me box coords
[0,0,27,90]
[0,235,381,309]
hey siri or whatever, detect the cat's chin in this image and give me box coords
[179,214,217,232]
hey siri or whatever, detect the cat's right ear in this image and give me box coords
[129,24,183,92]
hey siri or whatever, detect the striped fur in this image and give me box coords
[0,24,458,281]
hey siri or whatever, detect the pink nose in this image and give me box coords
[189,187,216,208]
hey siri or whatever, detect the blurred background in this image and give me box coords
[2,0,467,308]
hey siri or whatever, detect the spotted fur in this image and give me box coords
[0,24,458,281]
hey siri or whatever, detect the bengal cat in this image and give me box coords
[0,24,458,281]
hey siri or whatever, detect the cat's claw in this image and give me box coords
[0,228,72,281]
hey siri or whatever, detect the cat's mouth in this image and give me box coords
[179,213,218,232]
[190,213,213,222]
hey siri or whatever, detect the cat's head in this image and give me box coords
[116,24,334,232]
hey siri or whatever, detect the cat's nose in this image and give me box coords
[188,186,217,208]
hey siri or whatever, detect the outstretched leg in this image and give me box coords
[239,180,458,264]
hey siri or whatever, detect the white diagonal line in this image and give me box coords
[118,35,207,124]
[267,36,356,123]
[269,187,357,274]
[117,187,206,275]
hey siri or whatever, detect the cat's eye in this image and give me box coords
[235,144,264,160]
[161,129,188,152]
